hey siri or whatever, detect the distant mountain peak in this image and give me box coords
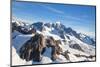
[55,21,61,24]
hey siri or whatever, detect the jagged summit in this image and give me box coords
[12,19,95,46]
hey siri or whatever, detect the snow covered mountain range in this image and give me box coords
[12,19,96,66]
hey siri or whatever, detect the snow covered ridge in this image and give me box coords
[12,20,96,66]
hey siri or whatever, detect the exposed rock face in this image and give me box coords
[19,34,63,62]
[69,44,84,52]
[19,33,45,62]
[12,22,36,34]
[62,50,70,60]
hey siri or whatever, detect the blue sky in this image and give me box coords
[12,1,96,37]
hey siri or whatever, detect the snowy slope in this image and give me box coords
[12,46,32,66]
[12,33,34,51]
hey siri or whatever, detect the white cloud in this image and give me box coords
[40,5,64,14]
[74,28,95,37]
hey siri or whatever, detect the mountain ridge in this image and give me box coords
[12,19,96,65]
